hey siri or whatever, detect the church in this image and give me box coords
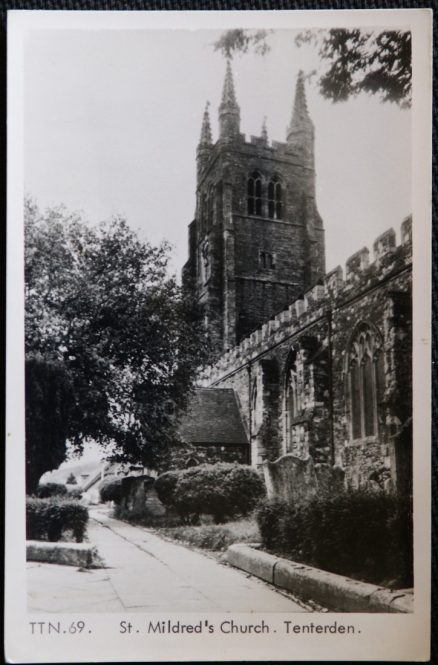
[180,62,412,498]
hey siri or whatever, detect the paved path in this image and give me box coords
[27,509,309,613]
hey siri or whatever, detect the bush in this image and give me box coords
[99,477,123,503]
[26,497,89,542]
[156,463,265,524]
[35,482,67,498]
[154,470,181,508]
[256,489,413,587]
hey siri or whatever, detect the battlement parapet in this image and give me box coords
[250,135,268,147]
[203,216,412,384]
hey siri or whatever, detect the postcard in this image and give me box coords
[5,8,432,662]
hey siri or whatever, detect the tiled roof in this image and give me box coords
[178,388,249,446]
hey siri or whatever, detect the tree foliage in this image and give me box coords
[26,354,74,493]
[25,199,208,490]
[214,28,411,108]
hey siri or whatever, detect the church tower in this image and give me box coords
[183,63,325,355]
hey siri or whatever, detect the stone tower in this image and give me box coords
[182,63,325,355]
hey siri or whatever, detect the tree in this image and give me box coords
[25,199,208,492]
[214,28,411,108]
[25,354,73,493]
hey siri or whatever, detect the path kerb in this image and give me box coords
[226,544,413,613]
[27,541,99,568]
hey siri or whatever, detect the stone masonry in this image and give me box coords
[183,62,412,494]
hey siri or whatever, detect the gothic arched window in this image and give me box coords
[347,324,383,440]
[248,172,263,216]
[268,177,283,220]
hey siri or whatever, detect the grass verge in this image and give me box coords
[154,518,260,552]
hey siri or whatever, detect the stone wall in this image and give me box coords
[201,217,412,492]
[263,454,345,503]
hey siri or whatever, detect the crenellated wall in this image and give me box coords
[201,216,412,492]
[201,217,411,385]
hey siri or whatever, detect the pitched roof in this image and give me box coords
[178,388,249,446]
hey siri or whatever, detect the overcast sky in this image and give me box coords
[24,28,411,278]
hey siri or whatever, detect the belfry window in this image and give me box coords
[259,251,275,270]
[268,177,282,220]
[248,172,262,216]
[347,324,383,440]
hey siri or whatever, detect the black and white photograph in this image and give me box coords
[5,9,432,663]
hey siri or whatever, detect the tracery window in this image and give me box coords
[248,172,263,216]
[347,324,383,440]
[268,177,283,220]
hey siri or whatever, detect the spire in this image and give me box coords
[287,70,313,137]
[221,60,238,108]
[261,116,268,144]
[199,101,212,147]
[197,101,213,180]
[287,70,314,163]
[219,60,240,141]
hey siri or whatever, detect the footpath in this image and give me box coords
[27,509,310,613]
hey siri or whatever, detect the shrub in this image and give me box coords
[35,482,67,498]
[256,489,413,587]
[26,497,89,542]
[99,477,123,503]
[156,463,265,524]
[154,470,181,508]
[257,498,291,551]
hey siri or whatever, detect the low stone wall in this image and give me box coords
[227,544,413,613]
[27,541,99,568]
[263,454,344,502]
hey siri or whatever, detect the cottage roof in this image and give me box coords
[178,388,248,446]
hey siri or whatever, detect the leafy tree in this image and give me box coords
[26,354,73,493]
[25,199,208,491]
[214,28,411,108]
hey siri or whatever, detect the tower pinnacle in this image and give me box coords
[199,101,212,146]
[287,70,314,163]
[261,116,268,144]
[219,60,240,141]
[197,101,213,179]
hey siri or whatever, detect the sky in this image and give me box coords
[24,28,411,278]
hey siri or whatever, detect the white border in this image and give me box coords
[5,9,432,662]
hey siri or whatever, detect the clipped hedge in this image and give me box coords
[26,497,89,543]
[257,490,413,587]
[99,477,123,503]
[35,482,67,498]
[154,470,180,507]
[155,463,265,524]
